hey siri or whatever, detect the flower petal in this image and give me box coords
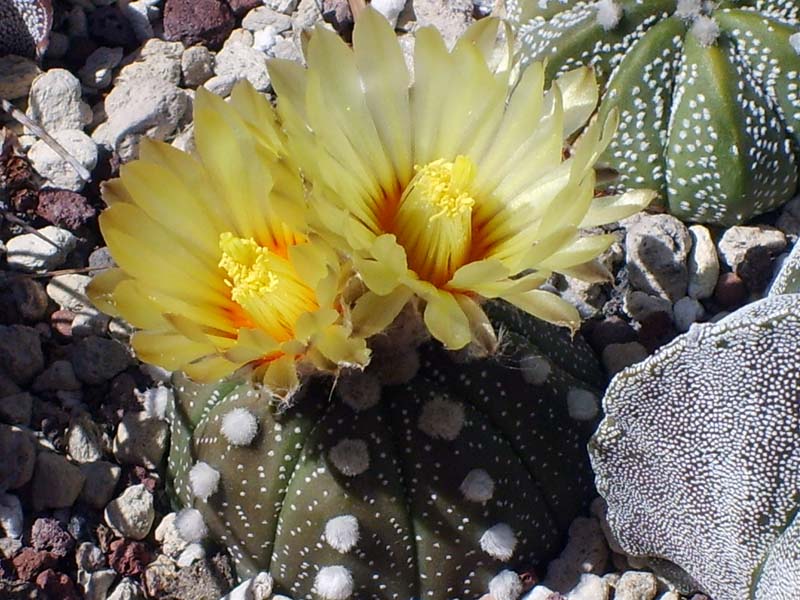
[423,291,471,349]
[555,67,599,139]
[263,354,300,400]
[86,268,128,317]
[132,331,217,371]
[579,189,659,228]
[503,290,580,333]
[351,287,414,338]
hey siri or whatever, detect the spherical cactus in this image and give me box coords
[506,0,800,226]
[0,0,53,58]
[166,302,606,599]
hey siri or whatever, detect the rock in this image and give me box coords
[270,35,302,61]
[0,55,41,100]
[31,452,85,511]
[0,424,35,490]
[613,571,658,600]
[213,42,271,92]
[718,226,787,291]
[181,46,214,87]
[566,573,609,600]
[0,392,33,426]
[79,461,122,509]
[31,518,74,558]
[687,225,719,300]
[714,272,748,310]
[145,553,235,599]
[105,484,155,540]
[624,214,691,302]
[371,0,406,28]
[673,296,704,333]
[657,593,681,600]
[122,1,157,41]
[11,278,49,322]
[26,70,92,133]
[142,554,179,598]
[108,578,146,600]
[177,543,205,567]
[33,361,82,393]
[155,513,189,558]
[70,337,132,384]
[0,579,43,598]
[412,0,474,46]
[163,0,236,49]
[117,39,184,86]
[777,196,800,239]
[46,274,93,312]
[76,542,107,572]
[79,47,124,89]
[0,372,20,398]
[79,568,117,600]
[623,291,672,322]
[88,6,137,48]
[35,569,80,600]
[228,0,262,15]
[51,310,76,337]
[5,226,77,272]
[544,517,609,592]
[0,492,23,537]
[66,418,105,463]
[113,412,169,468]
[88,247,115,272]
[601,342,649,376]
[266,0,299,12]
[0,325,43,385]
[36,189,97,230]
[204,74,238,97]
[11,548,58,582]
[253,28,278,54]
[108,539,152,577]
[28,129,98,192]
[242,6,292,31]
[71,311,111,338]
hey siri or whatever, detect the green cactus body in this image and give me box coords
[166,303,606,599]
[506,0,800,226]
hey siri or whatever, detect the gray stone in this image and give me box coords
[566,573,610,600]
[108,578,145,600]
[46,274,93,312]
[0,392,33,426]
[26,69,93,133]
[33,360,82,392]
[624,214,691,302]
[104,484,155,540]
[123,1,156,40]
[0,425,35,491]
[0,492,23,537]
[545,517,609,592]
[623,291,672,322]
[718,226,787,272]
[28,129,98,192]
[67,418,105,464]
[117,39,184,86]
[411,0,474,47]
[214,42,271,92]
[70,337,133,384]
[0,325,43,384]
[5,226,77,272]
[371,0,406,28]
[613,571,658,600]
[687,225,719,300]
[269,35,302,61]
[79,47,124,89]
[79,461,122,510]
[31,452,85,510]
[0,55,41,100]
[265,0,298,12]
[76,541,107,571]
[203,74,239,97]
[601,342,649,376]
[292,0,322,31]
[113,412,169,469]
[673,296,705,333]
[0,373,19,398]
[181,46,214,87]
[155,512,189,558]
[79,568,117,600]
[242,7,292,32]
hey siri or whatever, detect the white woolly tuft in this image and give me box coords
[691,15,720,47]
[460,469,495,503]
[324,515,360,553]
[567,388,599,421]
[418,396,465,441]
[337,371,381,412]
[175,508,208,543]
[314,565,354,600]
[675,0,703,20]
[329,439,370,476]
[791,32,800,55]
[480,523,517,562]
[489,570,523,600]
[137,385,172,420]
[189,461,220,501]
[520,354,552,385]
[594,0,622,30]
[221,407,258,446]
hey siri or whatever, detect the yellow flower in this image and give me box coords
[269,9,655,350]
[88,82,369,399]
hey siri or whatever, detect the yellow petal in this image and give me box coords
[559,260,613,284]
[294,308,339,342]
[579,190,658,228]
[314,325,370,367]
[183,355,240,383]
[263,354,300,400]
[87,268,128,317]
[503,290,580,333]
[351,287,413,338]
[131,331,216,371]
[353,234,409,295]
[112,279,168,329]
[224,328,280,364]
[539,234,616,271]
[447,259,510,292]
[423,291,471,349]
[455,295,497,356]
[101,178,133,206]
[555,67,599,139]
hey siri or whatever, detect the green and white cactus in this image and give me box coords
[506,0,800,226]
[166,302,606,599]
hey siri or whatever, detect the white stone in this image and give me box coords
[718,226,787,271]
[253,28,278,54]
[79,47,124,89]
[189,461,220,501]
[418,396,465,440]
[673,296,704,333]
[324,515,359,553]
[107,578,145,600]
[181,46,215,88]
[687,225,719,299]
[459,469,494,503]
[26,69,92,133]
[203,74,239,98]
[6,226,77,272]
[480,523,517,562]
[220,572,274,600]
[329,439,370,477]
[242,7,292,32]
[29,129,97,192]
[117,39,183,86]
[214,42,271,92]
[371,0,406,28]
[154,512,188,558]
[46,274,93,312]
[221,407,259,446]
[175,508,207,543]
[0,493,23,538]
[314,565,354,600]
[566,388,599,421]
[176,542,205,567]
[566,574,610,600]
[489,570,523,600]
[104,484,155,540]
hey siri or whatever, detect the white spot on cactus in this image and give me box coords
[460,469,495,503]
[324,515,360,553]
[791,32,800,55]
[418,396,465,440]
[520,354,551,385]
[329,439,370,476]
[489,570,523,600]
[480,523,517,562]
[567,388,599,421]
[314,565,354,600]
[136,385,172,420]
[337,371,381,412]
[594,0,622,30]
[690,15,720,47]
[675,0,703,20]
[175,508,208,543]
[221,407,258,446]
[189,461,220,501]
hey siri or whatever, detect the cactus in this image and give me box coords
[590,292,800,599]
[0,0,53,58]
[166,301,606,599]
[505,0,800,226]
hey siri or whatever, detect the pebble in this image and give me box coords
[713,272,748,309]
[204,74,239,97]
[79,46,124,89]
[5,226,77,272]
[213,41,271,92]
[33,360,82,392]
[267,0,299,12]
[31,517,74,557]
[35,568,80,600]
[0,493,23,537]
[36,189,97,230]
[123,1,157,41]
[28,129,97,192]
[11,277,49,321]
[70,336,133,385]
[0,325,44,384]
[0,372,20,397]
[11,547,58,581]
[0,392,33,426]
[672,297,704,333]
[155,513,189,558]
[88,6,138,48]
[113,412,169,469]
[718,225,787,292]
[66,418,105,463]
[242,6,293,31]
[117,39,184,86]
[0,55,42,100]
[181,46,215,87]
[624,214,691,302]
[613,571,658,600]
[79,461,122,509]
[601,342,649,376]
[31,452,86,511]
[46,274,93,312]
[105,484,155,540]
[567,573,610,600]
[108,539,152,577]
[371,0,406,28]
[623,291,672,322]
[107,577,146,600]
[177,542,206,567]
[26,69,93,133]
[0,424,36,490]
[412,0,474,46]
[687,225,719,300]
[79,567,117,600]
[76,542,107,572]
[163,0,236,49]
[545,517,609,592]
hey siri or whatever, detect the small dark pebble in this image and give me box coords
[11,548,58,582]
[1,155,35,190]
[36,189,97,230]
[31,518,74,558]
[50,309,75,338]
[163,0,235,49]
[737,246,777,293]
[108,538,152,577]
[34,569,80,600]
[585,316,638,354]
[88,6,137,49]
[11,189,38,213]
[67,513,92,543]
[10,278,48,323]
[321,0,354,38]
[637,311,677,354]
[714,272,748,309]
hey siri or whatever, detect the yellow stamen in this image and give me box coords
[219,232,318,342]
[393,155,476,286]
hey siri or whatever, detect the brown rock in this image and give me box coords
[11,548,58,582]
[714,272,748,309]
[0,424,36,490]
[163,0,235,49]
[10,278,48,322]
[34,569,80,600]
[108,539,152,577]
[31,452,86,511]
[51,309,76,337]
[36,189,97,230]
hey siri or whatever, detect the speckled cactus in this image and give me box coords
[505,0,800,225]
[166,301,606,600]
[590,293,800,599]
[0,0,52,58]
